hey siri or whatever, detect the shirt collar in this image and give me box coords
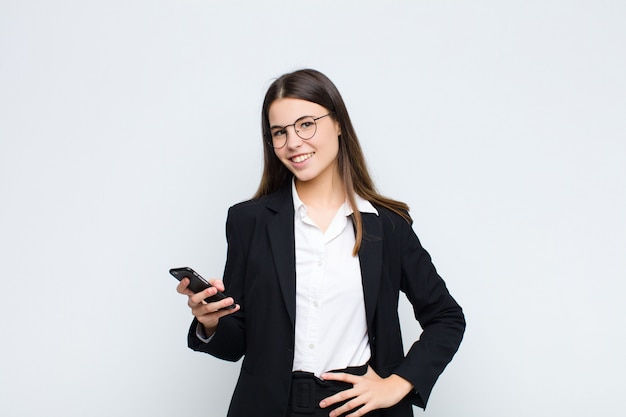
[291,178,379,217]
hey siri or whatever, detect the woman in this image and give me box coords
[177,69,465,417]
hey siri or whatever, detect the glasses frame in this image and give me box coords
[268,113,333,149]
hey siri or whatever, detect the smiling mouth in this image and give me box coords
[290,153,314,163]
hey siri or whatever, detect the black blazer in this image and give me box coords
[188,183,465,417]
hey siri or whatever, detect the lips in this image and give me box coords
[290,152,314,163]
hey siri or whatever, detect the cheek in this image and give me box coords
[274,148,290,165]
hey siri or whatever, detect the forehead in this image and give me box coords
[268,98,327,126]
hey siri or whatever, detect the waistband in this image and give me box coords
[289,364,368,415]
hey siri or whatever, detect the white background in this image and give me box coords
[1,1,625,416]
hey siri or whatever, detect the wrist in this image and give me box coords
[388,374,414,397]
[196,321,216,341]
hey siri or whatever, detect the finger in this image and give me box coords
[194,303,240,324]
[188,286,219,306]
[326,396,366,417]
[321,371,357,384]
[319,386,357,409]
[343,402,372,417]
[192,296,238,315]
[176,278,191,294]
[208,279,225,292]
[208,296,237,312]
[214,302,240,317]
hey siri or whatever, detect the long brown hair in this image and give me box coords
[254,69,411,255]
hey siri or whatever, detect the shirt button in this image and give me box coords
[313,301,319,308]
[309,344,315,349]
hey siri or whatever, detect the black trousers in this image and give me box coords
[287,364,381,417]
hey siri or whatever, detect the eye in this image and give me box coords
[272,129,286,137]
[296,117,316,131]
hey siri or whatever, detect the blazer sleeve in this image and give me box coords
[392,216,466,409]
[187,206,248,362]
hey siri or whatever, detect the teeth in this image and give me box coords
[291,153,313,163]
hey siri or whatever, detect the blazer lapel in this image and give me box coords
[266,185,297,327]
[265,186,383,330]
[358,212,384,330]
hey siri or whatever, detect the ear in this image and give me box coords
[334,119,342,136]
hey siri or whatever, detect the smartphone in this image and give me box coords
[170,267,236,310]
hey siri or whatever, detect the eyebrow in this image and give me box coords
[269,115,314,130]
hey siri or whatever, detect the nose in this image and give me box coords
[284,125,303,148]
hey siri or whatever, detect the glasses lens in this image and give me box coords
[270,128,287,148]
[295,116,317,140]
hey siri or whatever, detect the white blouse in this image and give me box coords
[291,180,378,377]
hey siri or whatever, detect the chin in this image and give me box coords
[294,175,312,183]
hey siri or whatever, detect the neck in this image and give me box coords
[295,168,345,210]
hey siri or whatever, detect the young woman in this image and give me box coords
[177,69,465,417]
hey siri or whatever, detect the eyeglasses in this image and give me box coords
[268,113,333,149]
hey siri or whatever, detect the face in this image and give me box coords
[268,98,341,184]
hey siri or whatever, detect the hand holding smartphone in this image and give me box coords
[170,267,236,310]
